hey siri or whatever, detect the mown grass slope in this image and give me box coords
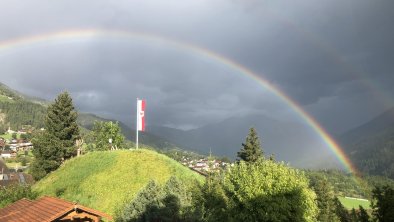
[338,197,371,209]
[33,149,204,215]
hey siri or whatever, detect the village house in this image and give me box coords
[0,159,33,187]
[181,157,228,174]
[0,150,13,158]
[0,196,113,222]
[0,172,33,187]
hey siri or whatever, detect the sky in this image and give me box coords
[0,0,393,135]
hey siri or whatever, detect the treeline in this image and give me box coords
[114,128,394,222]
[306,169,394,200]
[116,159,318,222]
[0,100,46,131]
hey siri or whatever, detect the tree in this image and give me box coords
[358,205,370,222]
[11,133,17,139]
[117,180,164,222]
[237,127,263,162]
[310,176,340,222]
[117,177,198,222]
[333,197,351,222]
[45,91,80,159]
[222,159,318,221]
[372,185,394,222]
[194,175,231,222]
[31,92,80,180]
[350,208,358,222]
[0,184,37,208]
[30,131,63,180]
[92,121,124,151]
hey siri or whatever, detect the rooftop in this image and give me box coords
[0,196,113,222]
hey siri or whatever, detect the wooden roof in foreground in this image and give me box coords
[0,196,113,222]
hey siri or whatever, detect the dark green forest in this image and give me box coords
[340,107,394,180]
[345,127,394,179]
[0,100,46,131]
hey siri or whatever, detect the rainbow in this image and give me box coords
[266,10,394,109]
[0,29,359,174]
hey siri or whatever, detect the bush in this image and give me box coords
[195,159,318,222]
[0,185,37,208]
[117,177,198,222]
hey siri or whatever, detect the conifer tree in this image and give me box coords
[357,205,370,222]
[45,91,80,159]
[237,127,263,162]
[350,208,358,222]
[30,131,63,180]
[310,176,340,222]
[333,197,351,222]
[117,180,164,222]
[372,185,394,222]
[31,91,79,180]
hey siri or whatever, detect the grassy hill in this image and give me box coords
[32,149,204,216]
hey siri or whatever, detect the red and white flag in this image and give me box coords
[137,99,146,132]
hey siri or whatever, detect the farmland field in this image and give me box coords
[338,196,371,209]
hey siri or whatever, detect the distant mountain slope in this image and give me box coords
[0,82,48,105]
[32,149,203,216]
[340,107,394,179]
[150,114,340,168]
[340,107,394,145]
[0,83,46,130]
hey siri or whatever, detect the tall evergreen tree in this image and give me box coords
[237,127,263,162]
[30,131,63,180]
[372,185,394,222]
[31,92,79,180]
[333,197,351,222]
[350,208,358,222]
[310,176,340,222]
[118,180,164,222]
[357,205,370,222]
[45,91,80,159]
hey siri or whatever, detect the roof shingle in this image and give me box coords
[0,196,112,222]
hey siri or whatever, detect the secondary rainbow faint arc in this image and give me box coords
[0,29,359,174]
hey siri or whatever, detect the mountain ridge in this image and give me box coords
[339,106,394,179]
[149,114,342,169]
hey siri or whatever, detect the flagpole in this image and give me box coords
[136,98,139,150]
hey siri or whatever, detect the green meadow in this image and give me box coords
[33,149,204,216]
[338,196,371,210]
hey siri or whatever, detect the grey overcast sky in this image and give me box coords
[0,0,393,134]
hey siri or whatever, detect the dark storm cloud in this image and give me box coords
[0,0,393,132]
